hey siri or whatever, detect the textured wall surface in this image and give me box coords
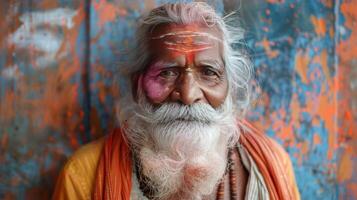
[0,0,355,199]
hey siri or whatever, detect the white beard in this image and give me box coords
[121,95,239,200]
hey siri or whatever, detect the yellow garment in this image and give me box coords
[52,137,300,200]
[52,138,105,200]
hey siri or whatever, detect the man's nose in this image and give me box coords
[172,71,204,105]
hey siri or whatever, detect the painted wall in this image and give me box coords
[0,0,355,199]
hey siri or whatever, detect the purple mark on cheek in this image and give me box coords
[142,66,171,102]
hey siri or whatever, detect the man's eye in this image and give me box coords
[159,70,179,78]
[202,68,218,77]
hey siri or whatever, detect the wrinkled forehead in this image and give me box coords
[149,24,223,52]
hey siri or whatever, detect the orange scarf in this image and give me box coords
[239,121,294,200]
[93,123,294,200]
[92,128,132,200]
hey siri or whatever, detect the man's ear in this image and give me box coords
[131,73,140,102]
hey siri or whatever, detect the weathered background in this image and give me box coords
[0,0,355,199]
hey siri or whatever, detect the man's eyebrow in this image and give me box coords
[198,60,224,70]
[150,61,179,68]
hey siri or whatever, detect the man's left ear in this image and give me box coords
[131,72,141,102]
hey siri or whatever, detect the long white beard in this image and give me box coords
[122,96,239,200]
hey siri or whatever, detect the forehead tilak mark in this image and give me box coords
[151,31,222,42]
[152,31,221,53]
[164,41,212,52]
[164,48,213,53]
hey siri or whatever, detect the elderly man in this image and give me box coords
[53,2,300,200]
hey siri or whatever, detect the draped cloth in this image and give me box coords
[238,121,295,200]
[92,128,132,200]
[92,122,298,200]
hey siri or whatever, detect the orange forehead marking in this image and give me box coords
[151,31,220,53]
[152,31,220,65]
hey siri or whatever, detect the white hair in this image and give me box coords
[117,2,253,124]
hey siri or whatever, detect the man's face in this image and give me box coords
[139,24,228,108]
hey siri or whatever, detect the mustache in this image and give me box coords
[135,102,226,125]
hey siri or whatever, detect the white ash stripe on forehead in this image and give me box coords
[166,46,213,53]
[151,31,222,42]
[164,40,211,45]
[163,39,214,52]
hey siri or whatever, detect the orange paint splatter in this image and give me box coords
[313,134,321,146]
[296,48,338,160]
[93,0,127,27]
[344,111,353,121]
[39,1,59,9]
[301,141,310,155]
[277,123,295,144]
[258,37,279,59]
[337,4,357,63]
[320,50,331,83]
[337,153,353,182]
[0,90,16,122]
[320,0,333,8]
[346,183,357,199]
[312,116,320,126]
[295,50,310,84]
[337,0,357,147]
[329,26,334,38]
[306,88,337,160]
[295,142,304,165]
[310,16,327,37]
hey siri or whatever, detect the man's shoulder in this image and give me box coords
[240,122,295,177]
[266,137,290,162]
[240,121,290,163]
[53,137,106,199]
[59,137,106,186]
[64,137,105,173]
[239,122,300,199]
[70,137,105,161]
[257,131,291,166]
[264,136,301,199]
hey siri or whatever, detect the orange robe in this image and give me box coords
[53,123,300,200]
